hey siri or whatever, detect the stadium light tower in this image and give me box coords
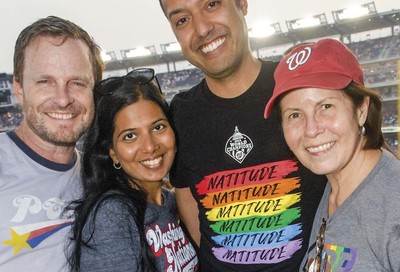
[332,2,377,22]
[160,42,181,54]
[101,51,117,62]
[286,13,327,30]
[120,45,157,59]
[249,22,281,38]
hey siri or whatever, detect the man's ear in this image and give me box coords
[239,0,248,15]
[13,77,24,106]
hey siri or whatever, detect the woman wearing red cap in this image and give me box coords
[265,38,400,271]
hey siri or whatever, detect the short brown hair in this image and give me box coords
[13,16,104,84]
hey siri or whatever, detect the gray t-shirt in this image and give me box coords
[0,131,82,272]
[80,188,198,271]
[301,150,400,271]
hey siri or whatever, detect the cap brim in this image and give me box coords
[264,72,353,118]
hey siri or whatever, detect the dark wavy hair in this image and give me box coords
[13,15,104,84]
[68,75,172,271]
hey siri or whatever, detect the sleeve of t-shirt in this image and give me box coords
[79,198,141,272]
[387,226,400,271]
[169,95,191,189]
[169,160,191,188]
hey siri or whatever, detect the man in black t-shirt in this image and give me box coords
[159,1,327,271]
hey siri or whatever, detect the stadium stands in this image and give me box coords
[0,110,22,132]
[1,8,399,153]
[158,68,204,99]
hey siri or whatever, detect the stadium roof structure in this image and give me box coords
[104,54,176,71]
[251,9,400,48]
[104,9,400,72]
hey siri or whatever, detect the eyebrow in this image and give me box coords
[152,117,169,126]
[35,73,92,82]
[281,107,300,115]
[116,117,169,135]
[167,8,184,20]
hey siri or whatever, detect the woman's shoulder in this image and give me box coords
[368,150,400,200]
[82,192,141,240]
[161,187,177,206]
[378,150,400,181]
[161,186,174,196]
[93,191,139,220]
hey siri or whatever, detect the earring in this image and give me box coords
[113,162,122,169]
[360,126,366,136]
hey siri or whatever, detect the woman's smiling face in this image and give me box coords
[109,99,176,187]
[280,87,368,177]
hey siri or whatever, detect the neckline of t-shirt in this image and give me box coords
[6,130,77,172]
[201,62,268,108]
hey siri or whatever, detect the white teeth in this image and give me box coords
[307,142,334,153]
[201,37,225,53]
[48,113,73,120]
[141,156,162,166]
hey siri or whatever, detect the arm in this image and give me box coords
[388,225,400,271]
[80,199,141,272]
[175,187,201,247]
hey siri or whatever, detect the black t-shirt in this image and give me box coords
[170,61,327,271]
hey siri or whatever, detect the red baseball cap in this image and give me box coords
[264,38,364,118]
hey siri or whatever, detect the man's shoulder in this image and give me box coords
[261,60,279,75]
[262,59,279,67]
[170,81,204,111]
[0,131,11,140]
[0,131,16,152]
[172,81,203,101]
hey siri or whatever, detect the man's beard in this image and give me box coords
[24,105,93,147]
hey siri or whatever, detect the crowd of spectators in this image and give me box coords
[1,35,400,154]
[385,136,399,156]
[378,85,398,99]
[0,109,23,132]
[383,111,399,127]
[347,34,400,61]
[363,59,398,85]
[389,35,400,57]
[158,68,203,92]
[365,71,398,84]
[347,36,389,61]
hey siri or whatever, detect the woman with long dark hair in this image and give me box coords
[68,68,198,271]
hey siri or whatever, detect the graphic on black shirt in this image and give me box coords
[196,160,303,264]
[225,126,254,164]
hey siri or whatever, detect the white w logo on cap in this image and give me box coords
[286,47,312,71]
